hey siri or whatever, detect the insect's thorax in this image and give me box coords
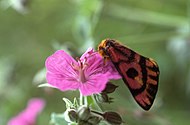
[98,39,110,59]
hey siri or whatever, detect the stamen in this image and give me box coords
[75,57,80,61]
[79,68,86,83]
[76,58,88,83]
[71,62,79,70]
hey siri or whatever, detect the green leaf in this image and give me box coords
[63,98,73,109]
[73,97,79,108]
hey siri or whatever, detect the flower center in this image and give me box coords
[72,57,88,83]
[79,67,86,83]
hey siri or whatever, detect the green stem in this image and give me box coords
[80,91,83,105]
[91,95,103,111]
[84,96,88,106]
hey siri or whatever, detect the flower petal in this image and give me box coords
[45,50,80,91]
[83,52,105,75]
[83,50,121,80]
[8,98,45,125]
[80,47,94,61]
[79,74,108,96]
[46,72,80,91]
[104,60,121,79]
[45,50,77,76]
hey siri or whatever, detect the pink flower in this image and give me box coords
[8,98,45,125]
[45,48,121,96]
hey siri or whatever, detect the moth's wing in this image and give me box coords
[107,45,159,110]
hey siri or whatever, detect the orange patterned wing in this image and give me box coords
[98,39,160,110]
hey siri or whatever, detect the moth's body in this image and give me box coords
[98,39,160,110]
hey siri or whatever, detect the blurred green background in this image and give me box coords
[0,0,189,125]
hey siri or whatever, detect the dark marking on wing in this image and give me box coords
[126,68,138,79]
[147,65,159,72]
[139,57,147,85]
[149,75,158,81]
[147,84,157,96]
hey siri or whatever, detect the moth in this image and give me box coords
[98,39,160,110]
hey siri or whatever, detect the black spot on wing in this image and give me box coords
[110,56,148,97]
[126,56,148,96]
[126,68,138,79]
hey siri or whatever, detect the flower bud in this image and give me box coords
[94,93,113,103]
[103,111,123,125]
[102,82,118,94]
[68,109,78,122]
[77,105,91,121]
[64,108,77,123]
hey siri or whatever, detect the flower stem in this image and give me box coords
[91,95,103,111]
[80,91,83,105]
[91,110,103,116]
[84,96,88,106]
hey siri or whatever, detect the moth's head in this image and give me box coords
[98,39,114,58]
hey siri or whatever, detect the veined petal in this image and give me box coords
[104,60,121,79]
[79,74,108,96]
[45,50,81,91]
[46,72,80,91]
[80,47,94,61]
[84,53,104,75]
[45,50,77,78]
[84,51,121,80]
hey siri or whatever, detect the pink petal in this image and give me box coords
[45,50,77,78]
[8,98,45,125]
[26,98,45,116]
[45,50,80,91]
[104,60,121,79]
[79,74,108,96]
[80,47,94,61]
[82,51,105,75]
[47,72,80,91]
[83,50,121,80]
